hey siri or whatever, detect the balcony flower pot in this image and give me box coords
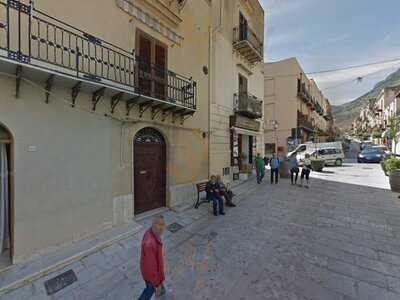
[389,169,400,193]
[311,159,325,172]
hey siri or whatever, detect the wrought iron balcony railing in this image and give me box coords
[297,111,314,132]
[234,92,263,119]
[0,0,196,111]
[233,24,263,63]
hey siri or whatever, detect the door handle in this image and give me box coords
[139,170,147,175]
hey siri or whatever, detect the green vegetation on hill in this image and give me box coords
[333,68,400,130]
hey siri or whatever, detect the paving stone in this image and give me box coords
[2,164,400,299]
[355,280,400,300]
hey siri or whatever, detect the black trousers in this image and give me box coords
[290,167,299,183]
[271,168,279,184]
[301,168,311,180]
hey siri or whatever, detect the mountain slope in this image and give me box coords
[333,68,400,130]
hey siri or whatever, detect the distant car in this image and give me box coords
[357,147,385,163]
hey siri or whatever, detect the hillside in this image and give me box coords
[333,68,400,130]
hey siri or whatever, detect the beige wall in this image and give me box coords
[210,0,264,179]
[264,58,300,154]
[1,0,211,262]
[264,58,330,153]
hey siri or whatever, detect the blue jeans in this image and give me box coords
[256,168,265,183]
[138,282,155,300]
[209,195,224,215]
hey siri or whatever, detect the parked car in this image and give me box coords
[357,147,385,163]
[308,148,345,166]
[372,145,391,158]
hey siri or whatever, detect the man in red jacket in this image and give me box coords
[138,215,166,300]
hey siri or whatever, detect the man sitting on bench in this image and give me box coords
[216,175,236,207]
[206,175,225,216]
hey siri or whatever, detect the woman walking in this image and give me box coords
[301,153,312,188]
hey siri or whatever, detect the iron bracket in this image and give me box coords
[139,101,153,118]
[92,87,105,111]
[15,65,22,99]
[161,108,174,122]
[180,112,195,125]
[151,105,164,120]
[111,92,124,114]
[71,81,82,107]
[126,96,140,116]
[45,74,55,104]
[172,112,181,124]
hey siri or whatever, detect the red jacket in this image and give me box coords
[140,229,165,287]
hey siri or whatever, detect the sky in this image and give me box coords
[261,0,400,106]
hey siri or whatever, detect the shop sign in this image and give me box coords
[230,115,260,132]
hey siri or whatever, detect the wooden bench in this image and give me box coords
[194,181,210,209]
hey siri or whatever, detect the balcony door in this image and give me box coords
[136,31,168,100]
[238,74,248,94]
[239,12,248,40]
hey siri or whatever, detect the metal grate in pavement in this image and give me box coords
[44,269,77,295]
[167,222,184,233]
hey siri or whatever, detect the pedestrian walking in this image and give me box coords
[288,154,300,185]
[301,153,312,188]
[255,153,265,184]
[139,215,166,300]
[270,154,279,184]
[206,175,225,216]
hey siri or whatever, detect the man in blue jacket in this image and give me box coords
[270,154,280,184]
[206,175,225,216]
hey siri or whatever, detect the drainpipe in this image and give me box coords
[208,26,211,178]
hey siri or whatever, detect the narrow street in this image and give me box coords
[2,163,400,299]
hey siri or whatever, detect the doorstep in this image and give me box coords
[0,220,142,296]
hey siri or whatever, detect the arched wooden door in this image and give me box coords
[134,128,166,215]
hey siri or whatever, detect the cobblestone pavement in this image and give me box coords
[2,164,400,299]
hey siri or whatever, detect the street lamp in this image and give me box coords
[272,120,279,154]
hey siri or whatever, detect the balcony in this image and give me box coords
[234,92,262,119]
[233,24,263,64]
[324,113,333,121]
[297,111,314,132]
[297,85,313,107]
[0,1,196,117]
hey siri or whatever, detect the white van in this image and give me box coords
[308,148,345,166]
[288,142,344,166]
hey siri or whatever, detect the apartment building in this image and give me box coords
[209,0,265,181]
[375,87,398,129]
[0,0,214,266]
[263,58,332,154]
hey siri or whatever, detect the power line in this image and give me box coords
[265,57,400,79]
[320,63,400,91]
[306,57,400,75]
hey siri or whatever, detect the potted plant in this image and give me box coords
[310,150,325,172]
[384,157,400,193]
[311,157,325,172]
